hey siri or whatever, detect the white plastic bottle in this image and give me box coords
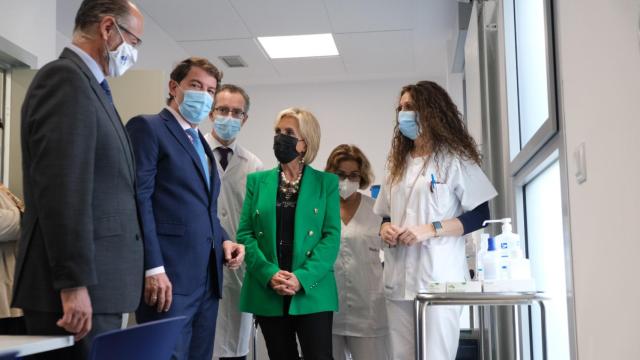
[475,233,489,281]
[483,237,499,281]
[484,218,519,279]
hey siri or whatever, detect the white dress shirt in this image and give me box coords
[67,44,105,83]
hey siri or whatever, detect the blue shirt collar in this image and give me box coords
[67,44,105,84]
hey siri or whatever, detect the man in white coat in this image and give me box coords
[204,84,263,360]
[0,183,24,334]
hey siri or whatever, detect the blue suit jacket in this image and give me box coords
[126,108,228,297]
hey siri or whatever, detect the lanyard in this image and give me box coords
[393,156,429,226]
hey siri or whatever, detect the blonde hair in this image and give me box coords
[325,144,374,189]
[275,107,321,164]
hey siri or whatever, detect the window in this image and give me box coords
[513,0,549,147]
[502,0,576,359]
[522,159,570,360]
[504,0,558,172]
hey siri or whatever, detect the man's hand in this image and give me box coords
[57,287,92,341]
[222,241,245,270]
[144,273,172,313]
[381,222,402,246]
[397,224,435,246]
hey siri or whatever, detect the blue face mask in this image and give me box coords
[213,115,242,141]
[179,89,213,124]
[398,110,419,140]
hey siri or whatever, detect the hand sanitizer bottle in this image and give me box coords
[484,218,518,279]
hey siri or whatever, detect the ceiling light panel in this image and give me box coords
[257,33,339,59]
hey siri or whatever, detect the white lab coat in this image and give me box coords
[374,153,497,360]
[333,195,388,338]
[0,184,22,319]
[204,133,264,358]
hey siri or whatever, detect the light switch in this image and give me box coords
[574,142,587,184]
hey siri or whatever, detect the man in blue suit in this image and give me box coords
[126,57,244,360]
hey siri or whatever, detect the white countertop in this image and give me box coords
[0,335,74,356]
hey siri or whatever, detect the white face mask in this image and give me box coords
[339,179,359,200]
[107,25,138,77]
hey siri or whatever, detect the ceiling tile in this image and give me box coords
[178,38,279,83]
[137,0,251,41]
[55,0,457,85]
[335,30,414,75]
[231,0,332,36]
[271,56,346,78]
[323,0,417,33]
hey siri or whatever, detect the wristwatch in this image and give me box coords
[432,221,443,237]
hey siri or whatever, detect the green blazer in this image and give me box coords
[237,165,341,316]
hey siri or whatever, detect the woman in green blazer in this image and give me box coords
[237,107,340,360]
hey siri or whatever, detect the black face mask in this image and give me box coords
[273,134,300,164]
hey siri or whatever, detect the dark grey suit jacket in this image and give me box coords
[12,48,143,313]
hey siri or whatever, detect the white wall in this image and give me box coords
[55,30,70,56]
[556,1,640,359]
[0,0,56,67]
[199,77,448,186]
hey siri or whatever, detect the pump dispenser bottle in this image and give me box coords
[482,218,529,280]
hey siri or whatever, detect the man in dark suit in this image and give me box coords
[12,1,144,358]
[126,57,245,360]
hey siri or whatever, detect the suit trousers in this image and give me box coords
[255,311,333,360]
[22,310,122,359]
[0,316,26,335]
[136,281,219,360]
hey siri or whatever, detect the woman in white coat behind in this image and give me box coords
[325,144,389,360]
[374,81,497,359]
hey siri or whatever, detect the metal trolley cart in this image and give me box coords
[414,292,548,360]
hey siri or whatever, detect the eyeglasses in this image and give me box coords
[117,22,142,48]
[214,106,246,118]
[335,171,361,182]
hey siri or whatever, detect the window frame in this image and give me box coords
[506,0,560,176]
[0,67,6,182]
[499,0,578,358]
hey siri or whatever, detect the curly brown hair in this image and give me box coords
[386,80,481,185]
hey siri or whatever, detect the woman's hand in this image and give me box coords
[278,271,301,291]
[381,222,402,246]
[269,270,300,296]
[397,224,436,246]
